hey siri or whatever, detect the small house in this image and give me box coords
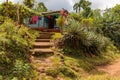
[24,11,60,32]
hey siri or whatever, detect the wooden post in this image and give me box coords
[17,2,20,24]
[6,0,8,18]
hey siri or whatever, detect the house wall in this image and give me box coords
[24,15,59,29]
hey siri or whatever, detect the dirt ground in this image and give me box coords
[98,59,120,76]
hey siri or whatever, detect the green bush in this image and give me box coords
[102,25,120,50]
[61,19,110,56]
[12,60,33,79]
[46,66,77,78]
[0,19,39,79]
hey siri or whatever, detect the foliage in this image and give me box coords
[60,19,109,56]
[73,0,91,13]
[46,65,77,78]
[81,18,93,27]
[70,13,82,22]
[51,33,63,40]
[56,16,66,33]
[0,19,39,79]
[81,7,93,18]
[92,9,103,27]
[111,4,120,22]
[101,25,120,50]
[34,2,47,12]
[0,15,4,24]
[23,0,35,8]
[12,60,33,79]
[57,16,65,27]
[0,2,41,24]
[99,5,120,50]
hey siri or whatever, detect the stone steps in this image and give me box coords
[35,39,50,42]
[33,42,53,48]
[32,48,53,54]
[32,32,54,55]
[37,32,54,39]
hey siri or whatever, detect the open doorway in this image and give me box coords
[48,15,55,29]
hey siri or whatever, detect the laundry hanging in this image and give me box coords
[31,16,38,24]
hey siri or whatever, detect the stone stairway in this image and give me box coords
[30,32,64,79]
[32,32,54,55]
[30,32,56,79]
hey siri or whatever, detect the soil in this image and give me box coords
[98,59,120,76]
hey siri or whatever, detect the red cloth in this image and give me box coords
[48,16,51,19]
[32,16,38,24]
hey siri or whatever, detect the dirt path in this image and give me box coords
[98,59,120,76]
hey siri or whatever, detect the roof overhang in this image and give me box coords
[41,11,60,16]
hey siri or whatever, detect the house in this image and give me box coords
[24,10,60,32]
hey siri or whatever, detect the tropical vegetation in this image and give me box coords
[0,0,120,80]
[0,19,39,79]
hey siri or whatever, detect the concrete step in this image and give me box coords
[37,32,54,39]
[35,39,50,42]
[33,42,53,48]
[32,48,54,54]
[37,35,52,39]
[39,32,54,34]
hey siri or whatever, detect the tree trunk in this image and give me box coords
[6,0,8,18]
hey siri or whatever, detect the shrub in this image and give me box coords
[81,18,94,27]
[46,66,77,78]
[61,19,110,56]
[102,25,120,50]
[0,19,39,79]
[12,60,33,79]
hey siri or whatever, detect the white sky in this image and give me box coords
[0,0,120,11]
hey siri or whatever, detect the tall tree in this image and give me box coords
[34,2,47,12]
[23,0,35,8]
[73,0,91,13]
[81,0,91,9]
[78,0,92,18]
[73,3,79,13]
[73,0,84,13]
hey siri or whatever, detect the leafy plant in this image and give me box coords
[12,60,33,79]
[0,2,41,24]
[60,19,109,56]
[0,19,39,79]
[46,65,77,78]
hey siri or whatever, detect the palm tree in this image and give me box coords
[73,0,91,13]
[78,0,84,12]
[81,0,91,9]
[73,0,84,13]
[73,3,79,13]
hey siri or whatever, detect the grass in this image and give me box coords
[33,51,120,80]
[39,50,120,80]
[33,33,120,80]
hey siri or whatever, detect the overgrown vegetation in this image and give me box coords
[58,20,109,56]
[0,2,42,24]
[0,19,39,79]
[51,1,120,79]
[0,0,120,79]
